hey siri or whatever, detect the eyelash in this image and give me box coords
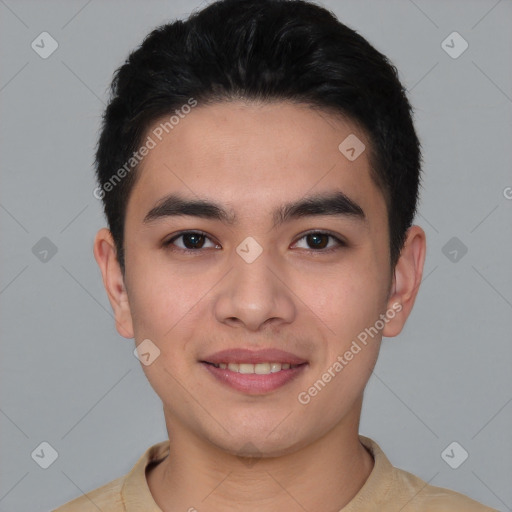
[162,230,346,255]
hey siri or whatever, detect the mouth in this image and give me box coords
[204,361,304,374]
[200,348,309,394]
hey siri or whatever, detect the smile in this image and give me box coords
[201,361,308,394]
[206,362,303,374]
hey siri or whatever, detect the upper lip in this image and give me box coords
[202,348,308,365]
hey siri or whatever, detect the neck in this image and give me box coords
[147,400,374,512]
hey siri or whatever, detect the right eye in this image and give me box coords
[163,231,221,252]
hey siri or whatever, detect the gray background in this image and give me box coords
[0,0,511,511]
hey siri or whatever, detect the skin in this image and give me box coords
[94,101,426,512]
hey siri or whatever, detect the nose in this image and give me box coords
[212,247,297,332]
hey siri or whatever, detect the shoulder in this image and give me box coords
[52,440,169,512]
[52,475,125,511]
[393,465,498,512]
[357,436,498,512]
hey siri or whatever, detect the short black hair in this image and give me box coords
[94,0,421,275]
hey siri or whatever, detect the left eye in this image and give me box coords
[293,232,344,251]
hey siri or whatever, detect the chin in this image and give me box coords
[205,421,312,459]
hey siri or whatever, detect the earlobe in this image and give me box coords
[383,225,426,338]
[93,228,134,339]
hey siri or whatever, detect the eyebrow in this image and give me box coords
[143,191,366,227]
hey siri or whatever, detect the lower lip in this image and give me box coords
[201,362,308,394]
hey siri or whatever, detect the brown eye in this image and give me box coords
[181,232,206,249]
[164,231,219,251]
[306,233,329,249]
[293,231,345,252]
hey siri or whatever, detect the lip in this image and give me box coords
[201,348,308,365]
[201,361,308,394]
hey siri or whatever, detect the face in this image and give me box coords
[95,101,424,457]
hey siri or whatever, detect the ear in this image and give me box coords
[93,228,134,339]
[382,225,426,337]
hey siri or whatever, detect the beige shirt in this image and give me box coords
[53,435,498,511]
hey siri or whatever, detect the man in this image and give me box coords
[54,0,497,510]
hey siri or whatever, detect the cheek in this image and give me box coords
[298,258,387,343]
[294,266,384,423]
[126,270,190,357]
[127,269,200,398]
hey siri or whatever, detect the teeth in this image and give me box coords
[239,363,254,374]
[211,362,300,374]
[255,363,271,374]
[270,362,282,373]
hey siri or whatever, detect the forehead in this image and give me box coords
[126,101,385,224]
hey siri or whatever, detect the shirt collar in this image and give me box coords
[341,435,395,511]
[121,435,394,512]
[122,440,170,511]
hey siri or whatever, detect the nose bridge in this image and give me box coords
[213,240,296,330]
[234,247,275,299]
